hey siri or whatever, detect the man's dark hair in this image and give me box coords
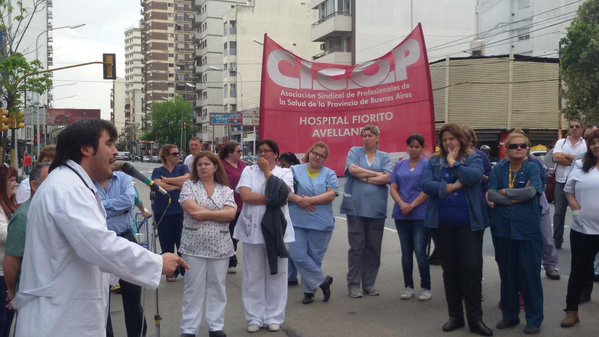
[50,119,117,172]
[30,162,51,185]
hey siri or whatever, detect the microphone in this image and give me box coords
[121,162,170,198]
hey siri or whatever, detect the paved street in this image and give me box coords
[107,161,596,337]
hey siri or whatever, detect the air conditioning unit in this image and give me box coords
[320,43,326,51]
[470,39,485,56]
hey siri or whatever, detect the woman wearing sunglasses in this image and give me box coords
[152,144,190,281]
[488,130,543,335]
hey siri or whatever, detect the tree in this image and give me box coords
[1,0,53,166]
[560,0,599,125]
[145,96,194,149]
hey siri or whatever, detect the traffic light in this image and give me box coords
[0,109,9,132]
[16,111,25,129]
[103,53,116,80]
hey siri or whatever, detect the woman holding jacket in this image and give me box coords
[422,123,492,337]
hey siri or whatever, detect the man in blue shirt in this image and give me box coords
[95,171,147,337]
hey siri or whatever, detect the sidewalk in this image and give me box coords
[110,218,599,337]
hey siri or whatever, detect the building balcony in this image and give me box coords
[311,11,352,42]
[313,51,352,65]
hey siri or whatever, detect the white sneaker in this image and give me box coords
[267,324,280,332]
[400,287,414,300]
[418,289,432,301]
[247,325,260,333]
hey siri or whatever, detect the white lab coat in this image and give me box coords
[13,160,163,337]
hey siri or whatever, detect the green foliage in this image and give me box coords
[147,96,194,147]
[0,53,52,112]
[560,0,599,125]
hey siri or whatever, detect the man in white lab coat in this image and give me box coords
[12,119,188,337]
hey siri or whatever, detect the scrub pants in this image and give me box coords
[346,215,385,290]
[288,227,333,294]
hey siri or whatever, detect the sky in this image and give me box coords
[50,0,141,119]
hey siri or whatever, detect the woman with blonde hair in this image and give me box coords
[488,130,543,334]
[422,123,492,336]
[179,152,237,337]
[288,141,338,304]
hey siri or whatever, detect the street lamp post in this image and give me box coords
[35,23,85,156]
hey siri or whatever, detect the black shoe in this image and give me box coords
[524,324,540,334]
[469,320,493,336]
[208,331,227,337]
[302,293,314,304]
[555,241,562,249]
[545,269,561,280]
[319,275,333,302]
[288,279,298,286]
[442,317,465,332]
[496,318,520,329]
[428,251,441,265]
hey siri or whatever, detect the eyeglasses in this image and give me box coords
[570,125,581,129]
[169,152,180,156]
[258,149,273,154]
[507,143,528,150]
[310,150,327,159]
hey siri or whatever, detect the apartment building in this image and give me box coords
[311,0,353,65]
[141,0,195,120]
[111,78,127,139]
[476,0,581,57]
[125,26,145,138]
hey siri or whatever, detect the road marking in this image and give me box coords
[335,216,398,233]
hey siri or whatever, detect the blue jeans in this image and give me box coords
[288,227,333,294]
[395,219,431,290]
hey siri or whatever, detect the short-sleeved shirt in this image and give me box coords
[553,137,587,183]
[340,146,392,219]
[564,161,599,235]
[289,163,339,231]
[183,155,194,171]
[178,180,237,258]
[151,164,189,215]
[233,165,295,244]
[222,159,247,213]
[5,200,31,258]
[391,158,428,220]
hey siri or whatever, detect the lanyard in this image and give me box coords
[64,164,96,195]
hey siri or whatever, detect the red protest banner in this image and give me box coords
[259,24,435,175]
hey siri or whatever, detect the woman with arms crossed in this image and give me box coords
[179,152,237,337]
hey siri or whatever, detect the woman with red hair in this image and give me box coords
[0,166,18,337]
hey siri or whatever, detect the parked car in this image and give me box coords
[116,151,132,160]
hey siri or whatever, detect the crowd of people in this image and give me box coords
[1,119,598,337]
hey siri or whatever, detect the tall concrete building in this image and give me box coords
[192,0,246,148]
[311,0,353,65]
[141,0,195,120]
[310,1,478,65]
[476,0,581,57]
[222,0,320,150]
[111,79,127,140]
[124,26,145,139]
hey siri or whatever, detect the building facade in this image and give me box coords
[222,0,320,151]
[141,0,195,122]
[111,79,127,140]
[311,0,353,65]
[476,0,581,57]
[124,26,145,141]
